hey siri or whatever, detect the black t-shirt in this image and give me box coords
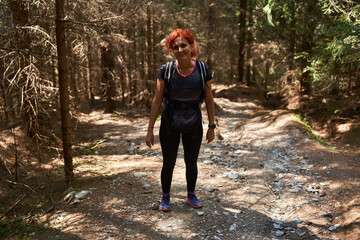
[156,60,213,103]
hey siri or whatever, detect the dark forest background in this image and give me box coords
[0,0,359,183]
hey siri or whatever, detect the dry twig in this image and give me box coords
[0,193,28,220]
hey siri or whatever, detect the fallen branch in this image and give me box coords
[0,178,36,193]
[0,193,28,220]
[0,154,12,175]
[264,182,280,199]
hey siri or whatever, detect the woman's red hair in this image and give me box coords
[165,29,198,57]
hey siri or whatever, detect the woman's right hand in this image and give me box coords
[146,131,154,148]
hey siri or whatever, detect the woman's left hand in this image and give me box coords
[206,128,215,143]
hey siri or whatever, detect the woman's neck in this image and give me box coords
[176,59,194,71]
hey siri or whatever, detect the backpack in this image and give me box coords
[162,60,207,133]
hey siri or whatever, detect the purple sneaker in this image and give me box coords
[186,192,203,208]
[159,194,171,212]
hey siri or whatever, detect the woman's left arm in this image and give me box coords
[204,80,215,143]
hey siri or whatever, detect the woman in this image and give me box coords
[146,29,215,212]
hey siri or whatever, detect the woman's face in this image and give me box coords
[172,37,193,61]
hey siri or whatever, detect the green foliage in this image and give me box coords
[263,0,275,26]
[156,114,162,121]
[295,113,336,149]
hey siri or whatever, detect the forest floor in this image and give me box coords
[1,84,359,240]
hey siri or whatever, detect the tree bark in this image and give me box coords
[146,5,153,94]
[55,0,74,183]
[300,33,312,95]
[8,0,33,136]
[0,58,9,122]
[101,42,116,113]
[238,0,247,83]
[264,61,271,91]
[286,2,296,83]
[207,0,215,71]
[86,35,95,108]
[131,21,137,105]
[245,0,253,86]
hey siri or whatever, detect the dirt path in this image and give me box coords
[35,88,359,240]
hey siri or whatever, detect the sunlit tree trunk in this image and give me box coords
[55,0,74,183]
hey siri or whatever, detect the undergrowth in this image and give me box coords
[294,113,336,150]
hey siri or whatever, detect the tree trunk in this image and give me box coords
[86,35,95,108]
[245,0,253,86]
[67,40,79,107]
[139,21,146,91]
[131,21,137,105]
[0,59,9,122]
[51,56,57,88]
[286,2,296,83]
[146,5,153,94]
[152,14,159,81]
[300,33,312,95]
[101,42,116,113]
[55,0,74,183]
[207,0,215,70]
[238,0,247,83]
[264,61,271,91]
[8,0,33,135]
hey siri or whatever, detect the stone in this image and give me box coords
[141,184,150,189]
[127,147,135,154]
[293,219,303,224]
[318,211,332,217]
[229,223,237,231]
[329,226,337,231]
[206,187,215,192]
[64,191,77,201]
[290,188,300,193]
[134,172,147,178]
[204,148,211,153]
[197,211,204,216]
[273,223,282,229]
[275,230,285,237]
[75,190,90,199]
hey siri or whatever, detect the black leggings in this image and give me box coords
[159,123,203,193]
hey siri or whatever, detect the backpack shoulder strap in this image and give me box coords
[164,61,175,101]
[197,60,206,91]
[164,60,174,83]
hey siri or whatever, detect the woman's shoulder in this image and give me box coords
[195,60,212,81]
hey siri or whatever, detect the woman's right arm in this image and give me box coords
[146,78,165,148]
